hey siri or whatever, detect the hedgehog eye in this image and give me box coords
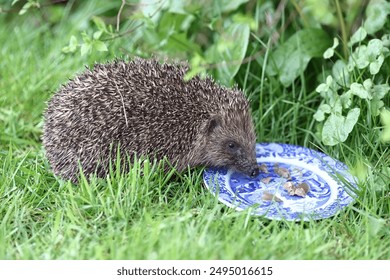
[227,141,239,151]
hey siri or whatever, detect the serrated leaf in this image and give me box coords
[267,28,331,86]
[364,0,390,34]
[93,40,108,52]
[205,23,250,86]
[348,27,367,47]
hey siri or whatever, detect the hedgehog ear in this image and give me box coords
[205,115,221,135]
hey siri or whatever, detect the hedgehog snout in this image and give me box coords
[249,166,260,178]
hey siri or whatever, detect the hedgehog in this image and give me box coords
[42,58,259,183]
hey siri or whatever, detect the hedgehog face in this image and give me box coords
[201,114,259,177]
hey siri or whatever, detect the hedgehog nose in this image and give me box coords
[250,167,259,178]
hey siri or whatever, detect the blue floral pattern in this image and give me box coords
[203,143,358,221]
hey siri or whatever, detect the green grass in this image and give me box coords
[0,2,389,260]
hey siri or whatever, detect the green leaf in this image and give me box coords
[350,45,369,69]
[348,27,367,47]
[369,54,384,75]
[93,31,103,40]
[367,216,386,237]
[314,104,331,122]
[380,109,390,142]
[93,40,108,52]
[340,90,352,109]
[322,108,360,146]
[323,48,334,59]
[80,43,91,56]
[382,34,390,47]
[19,2,32,15]
[350,82,372,100]
[61,35,78,53]
[332,60,349,86]
[218,0,250,13]
[324,37,339,58]
[92,16,108,33]
[364,0,390,34]
[205,23,250,86]
[367,39,383,58]
[371,98,384,117]
[267,28,331,86]
[372,84,390,99]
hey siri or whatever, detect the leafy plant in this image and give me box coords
[313,0,390,146]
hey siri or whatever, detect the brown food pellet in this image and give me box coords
[261,177,272,184]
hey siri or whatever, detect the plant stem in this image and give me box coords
[335,0,348,59]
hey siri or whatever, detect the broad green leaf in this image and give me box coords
[19,2,32,15]
[364,0,390,34]
[350,82,372,100]
[350,45,369,69]
[322,108,360,145]
[348,27,367,47]
[332,60,349,86]
[61,35,78,53]
[322,113,345,146]
[80,43,91,56]
[267,28,331,86]
[93,40,108,52]
[369,54,384,75]
[92,16,108,33]
[314,104,331,121]
[139,0,167,23]
[218,0,250,13]
[205,23,250,86]
[382,34,390,47]
[371,98,384,116]
[367,39,383,58]
[323,48,335,59]
[380,109,390,142]
[340,90,352,109]
[93,31,103,40]
[367,216,386,237]
[372,84,390,99]
[345,108,361,132]
[324,37,339,58]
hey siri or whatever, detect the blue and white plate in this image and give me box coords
[203,143,358,221]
